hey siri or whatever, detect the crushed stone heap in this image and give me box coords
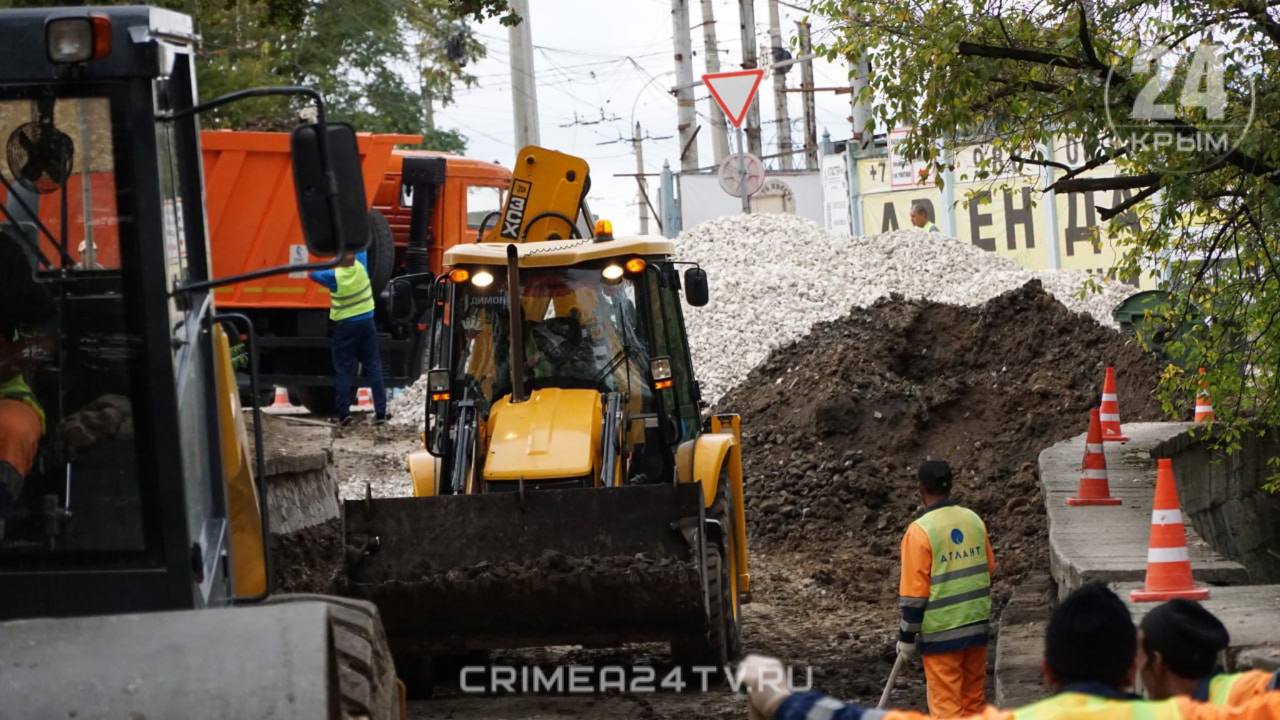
[678,213,1139,404]
[723,281,1171,603]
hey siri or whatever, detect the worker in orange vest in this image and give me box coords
[1139,599,1278,706]
[897,460,996,717]
[738,582,1280,720]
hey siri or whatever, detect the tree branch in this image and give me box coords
[1235,0,1280,48]
[1010,154,1071,172]
[956,41,1087,69]
[1052,173,1160,192]
[1098,184,1160,221]
[1075,0,1106,71]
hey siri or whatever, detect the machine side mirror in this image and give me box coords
[684,267,709,307]
[290,122,370,257]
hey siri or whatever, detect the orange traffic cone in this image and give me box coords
[1130,458,1209,602]
[1067,408,1122,506]
[356,387,374,411]
[1194,368,1215,423]
[1099,366,1130,442]
[270,386,292,409]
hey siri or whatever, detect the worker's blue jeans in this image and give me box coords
[331,316,387,420]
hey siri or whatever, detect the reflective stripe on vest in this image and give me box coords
[0,373,45,432]
[913,504,991,642]
[1013,693,1182,720]
[330,262,375,321]
[1208,673,1242,706]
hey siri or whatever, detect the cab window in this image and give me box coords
[465,185,503,230]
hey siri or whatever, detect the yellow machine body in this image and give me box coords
[483,388,602,482]
[211,325,267,598]
[486,146,590,243]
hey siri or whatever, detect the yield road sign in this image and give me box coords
[702,69,765,129]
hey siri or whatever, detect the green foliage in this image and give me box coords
[0,0,511,150]
[815,0,1280,482]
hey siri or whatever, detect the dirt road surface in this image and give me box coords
[328,420,925,719]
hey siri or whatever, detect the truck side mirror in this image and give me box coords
[290,122,370,257]
[684,267,709,307]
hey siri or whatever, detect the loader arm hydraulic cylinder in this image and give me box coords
[506,243,528,404]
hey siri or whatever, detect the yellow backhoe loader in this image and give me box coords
[344,146,751,686]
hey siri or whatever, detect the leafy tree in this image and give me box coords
[0,0,511,152]
[814,0,1280,476]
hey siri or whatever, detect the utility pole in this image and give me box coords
[767,0,793,170]
[797,19,817,169]
[671,0,699,171]
[738,0,762,157]
[849,54,871,145]
[508,0,540,147]
[634,122,650,235]
[699,0,729,164]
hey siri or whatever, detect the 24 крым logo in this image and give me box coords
[1104,43,1255,173]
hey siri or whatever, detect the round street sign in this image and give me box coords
[717,153,765,197]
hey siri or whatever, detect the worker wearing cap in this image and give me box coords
[897,460,995,717]
[1139,599,1279,706]
[910,201,940,234]
[309,249,388,426]
[738,582,1280,720]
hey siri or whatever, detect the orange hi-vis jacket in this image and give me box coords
[1200,671,1280,707]
[899,500,996,653]
[773,682,1280,720]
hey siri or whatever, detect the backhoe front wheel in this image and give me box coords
[671,477,742,672]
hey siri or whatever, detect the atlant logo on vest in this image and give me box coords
[940,527,983,563]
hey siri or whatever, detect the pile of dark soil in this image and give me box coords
[722,280,1170,606]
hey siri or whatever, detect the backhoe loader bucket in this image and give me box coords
[343,483,709,654]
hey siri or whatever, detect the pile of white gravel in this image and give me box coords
[677,213,1137,404]
[389,213,1136,422]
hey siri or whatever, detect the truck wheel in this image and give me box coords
[297,386,336,417]
[367,209,394,298]
[671,544,731,672]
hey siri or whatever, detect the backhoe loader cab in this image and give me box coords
[0,8,399,718]
[343,147,751,683]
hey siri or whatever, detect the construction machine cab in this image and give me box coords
[0,7,364,618]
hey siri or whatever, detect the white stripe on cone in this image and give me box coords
[1082,469,1109,479]
[1148,546,1190,563]
[1102,393,1118,401]
[1101,413,1121,422]
[1087,443,1104,453]
[1195,405,1213,413]
[1152,509,1183,525]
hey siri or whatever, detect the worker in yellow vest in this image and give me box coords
[737,583,1280,720]
[910,202,941,234]
[1139,599,1279,706]
[0,235,54,519]
[897,460,996,717]
[309,249,388,426]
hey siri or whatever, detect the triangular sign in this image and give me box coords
[703,69,765,129]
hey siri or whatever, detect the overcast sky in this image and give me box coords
[434,0,859,235]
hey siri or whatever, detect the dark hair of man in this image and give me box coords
[1045,582,1137,689]
[918,460,953,496]
[1140,599,1229,679]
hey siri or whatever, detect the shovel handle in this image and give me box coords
[878,653,906,709]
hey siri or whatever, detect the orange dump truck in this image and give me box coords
[3,130,511,413]
[204,134,510,413]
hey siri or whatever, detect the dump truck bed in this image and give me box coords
[343,483,708,653]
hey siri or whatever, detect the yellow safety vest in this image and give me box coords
[913,504,991,645]
[0,373,45,432]
[330,261,375,322]
[1013,692,1183,720]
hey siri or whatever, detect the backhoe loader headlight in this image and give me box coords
[624,258,646,274]
[601,263,624,282]
[428,369,451,402]
[448,268,470,283]
[47,16,111,63]
[650,356,673,390]
[471,269,494,288]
